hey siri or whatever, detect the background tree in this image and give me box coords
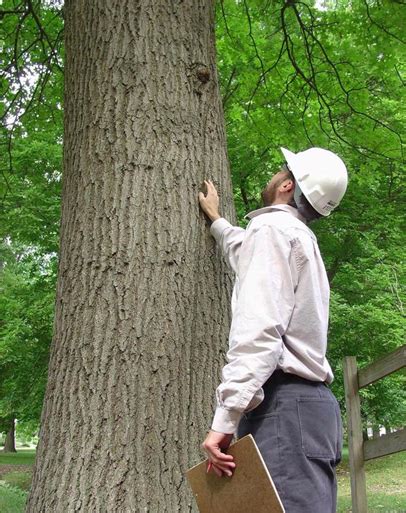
[0,417,17,452]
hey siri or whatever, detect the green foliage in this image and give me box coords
[0,135,62,251]
[0,0,63,432]
[0,483,27,513]
[0,0,63,131]
[0,249,57,426]
[15,421,39,445]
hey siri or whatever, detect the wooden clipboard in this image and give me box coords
[186,434,285,513]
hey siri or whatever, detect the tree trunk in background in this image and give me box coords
[27,1,235,511]
[2,417,16,453]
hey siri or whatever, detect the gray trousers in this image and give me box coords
[237,370,343,513]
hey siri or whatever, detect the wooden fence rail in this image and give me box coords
[343,345,406,513]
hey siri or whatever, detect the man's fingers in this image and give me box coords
[212,458,235,470]
[210,450,234,463]
[208,181,217,195]
[212,465,223,477]
[204,450,235,470]
[213,451,234,462]
[212,462,233,477]
[207,460,233,477]
[200,179,218,199]
[202,443,234,462]
[206,445,234,461]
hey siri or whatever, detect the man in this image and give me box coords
[198,147,348,513]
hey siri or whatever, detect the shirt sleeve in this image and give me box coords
[210,218,246,274]
[211,224,296,434]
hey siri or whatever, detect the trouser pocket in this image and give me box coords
[297,398,341,461]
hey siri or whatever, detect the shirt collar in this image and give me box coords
[244,204,307,224]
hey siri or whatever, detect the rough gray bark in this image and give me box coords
[27,1,235,512]
[2,417,16,453]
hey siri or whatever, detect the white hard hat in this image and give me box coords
[280,147,348,216]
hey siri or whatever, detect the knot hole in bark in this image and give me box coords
[188,62,211,96]
[196,66,210,83]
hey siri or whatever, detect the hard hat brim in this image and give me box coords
[280,147,296,166]
[280,147,298,177]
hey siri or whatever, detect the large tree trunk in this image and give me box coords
[27,1,235,511]
[2,417,16,453]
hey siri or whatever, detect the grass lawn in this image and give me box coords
[1,471,32,492]
[0,447,405,512]
[337,449,406,513]
[0,448,35,512]
[0,449,36,466]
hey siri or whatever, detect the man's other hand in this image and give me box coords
[201,430,235,477]
[198,180,221,222]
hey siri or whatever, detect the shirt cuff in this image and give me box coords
[209,217,233,243]
[211,407,243,434]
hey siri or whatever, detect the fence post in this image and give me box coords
[343,356,367,513]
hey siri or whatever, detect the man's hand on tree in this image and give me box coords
[202,430,235,477]
[198,180,221,222]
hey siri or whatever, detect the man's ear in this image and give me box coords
[280,179,294,193]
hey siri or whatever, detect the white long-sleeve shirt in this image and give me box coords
[211,204,333,434]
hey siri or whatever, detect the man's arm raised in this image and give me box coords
[199,180,245,274]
